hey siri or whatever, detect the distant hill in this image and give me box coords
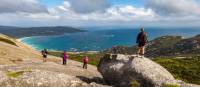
[0,26,86,38]
[105,35,200,58]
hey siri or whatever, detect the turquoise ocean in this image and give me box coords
[20,27,200,51]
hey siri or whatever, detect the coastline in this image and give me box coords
[17,37,41,51]
[17,37,100,54]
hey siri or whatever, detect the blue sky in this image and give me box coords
[41,0,142,7]
[108,0,142,7]
[41,0,64,7]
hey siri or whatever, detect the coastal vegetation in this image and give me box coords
[154,57,200,85]
[48,51,102,66]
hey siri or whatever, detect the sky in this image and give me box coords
[0,0,200,27]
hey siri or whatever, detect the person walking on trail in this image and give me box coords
[41,48,48,62]
[63,51,69,65]
[136,27,148,58]
[83,56,89,69]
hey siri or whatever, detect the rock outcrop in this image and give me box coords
[0,61,111,87]
[0,69,110,87]
[98,54,200,87]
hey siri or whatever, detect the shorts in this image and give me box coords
[84,62,88,64]
[43,55,47,58]
[138,42,146,47]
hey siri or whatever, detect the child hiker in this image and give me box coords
[63,51,69,65]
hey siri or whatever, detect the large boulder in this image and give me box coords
[98,54,176,87]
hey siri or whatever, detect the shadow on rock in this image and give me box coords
[76,76,111,86]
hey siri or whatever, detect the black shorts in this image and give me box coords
[84,62,88,64]
[43,55,47,58]
[138,42,146,47]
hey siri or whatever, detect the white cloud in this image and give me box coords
[48,2,156,22]
[0,0,48,13]
[0,0,200,27]
[0,0,157,27]
[145,0,200,16]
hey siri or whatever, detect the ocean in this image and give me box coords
[20,27,200,51]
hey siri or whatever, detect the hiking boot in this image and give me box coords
[140,54,145,58]
[136,53,140,57]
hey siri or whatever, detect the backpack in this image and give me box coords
[139,32,147,43]
[42,50,47,56]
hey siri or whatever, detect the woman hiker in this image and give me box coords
[82,56,89,69]
[63,51,69,65]
[136,27,148,58]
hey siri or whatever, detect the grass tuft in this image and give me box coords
[131,80,140,87]
[163,84,180,87]
[0,37,17,46]
[6,70,32,78]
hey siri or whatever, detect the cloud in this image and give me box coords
[0,1,157,27]
[49,1,156,22]
[145,0,200,16]
[0,0,48,13]
[0,0,200,27]
[65,0,110,13]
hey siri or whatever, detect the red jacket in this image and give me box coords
[83,57,89,63]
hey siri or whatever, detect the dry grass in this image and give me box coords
[0,37,17,46]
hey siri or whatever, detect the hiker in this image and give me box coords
[41,48,48,62]
[136,27,148,58]
[63,51,69,65]
[82,56,89,69]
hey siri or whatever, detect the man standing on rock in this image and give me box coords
[136,27,148,58]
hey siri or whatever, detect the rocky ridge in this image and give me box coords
[0,34,110,87]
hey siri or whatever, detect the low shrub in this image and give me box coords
[154,57,200,85]
[131,80,140,87]
[163,84,179,87]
